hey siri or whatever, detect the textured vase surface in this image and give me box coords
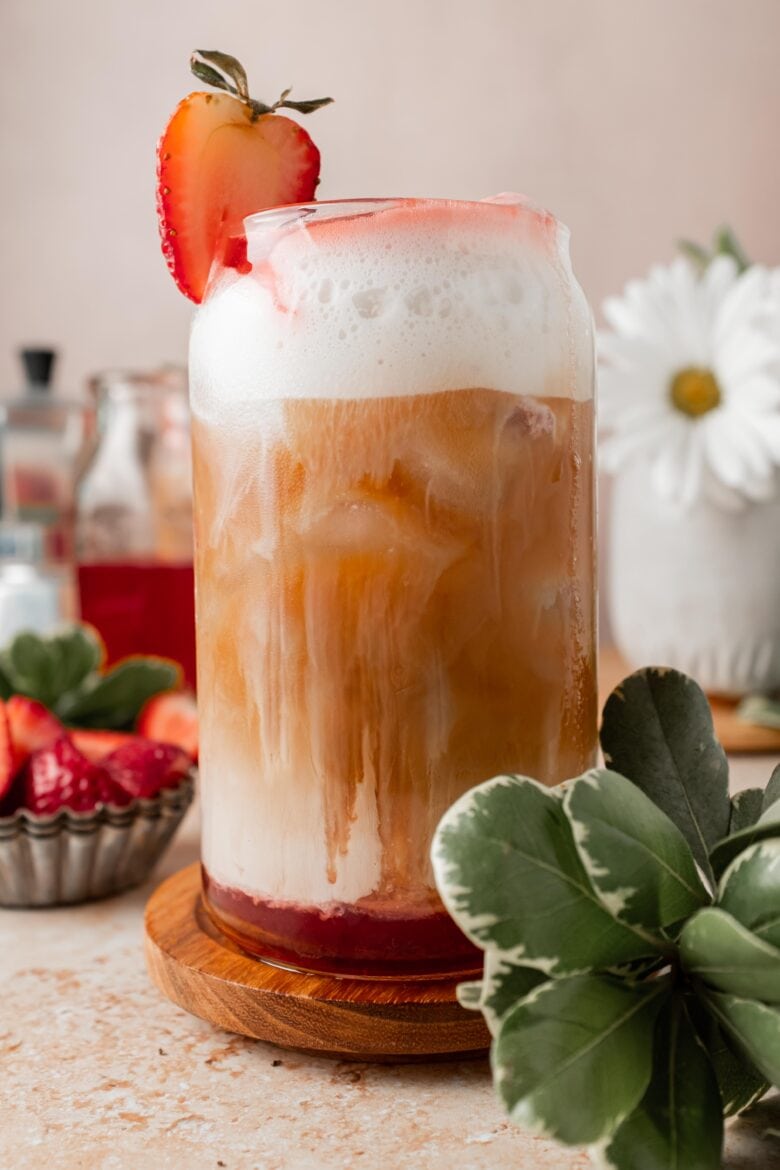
[609,461,780,696]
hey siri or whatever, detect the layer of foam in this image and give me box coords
[189,197,593,422]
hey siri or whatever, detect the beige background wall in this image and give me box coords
[1,0,779,393]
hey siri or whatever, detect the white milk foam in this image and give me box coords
[189,197,593,425]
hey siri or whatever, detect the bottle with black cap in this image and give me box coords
[0,346,92,561]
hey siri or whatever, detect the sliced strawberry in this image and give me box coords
[0,773,24,817]
[6,696,64,769]
[157,51,331,302]
[22,737,132,816]
[137,691,198,760]
[157,95,321,302]
[103,739,191,800]
[70,729,135,763]
[0,701,16,806]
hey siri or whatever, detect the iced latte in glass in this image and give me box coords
[190,197,596,976]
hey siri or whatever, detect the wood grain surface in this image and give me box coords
[144,863,490,1062]
[599,647,780,754]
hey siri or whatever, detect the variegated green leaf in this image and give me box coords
[606,955,668,984]
[730,788,765,834]
[596,998,723,1170]
[493,974,669,1145]
[710,798,780,878]
[763,765,780,813]
[477,951,547,1037]
[563,769,709,930]
[456,981,483,1010]
[698,1015,769,1116]
[680,908,780,1003]
[702,992,780,1086]
[431,775,663,975]
[719,839,780,948]
[600,668,729,884]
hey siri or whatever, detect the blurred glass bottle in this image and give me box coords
[0,348,93,561]
[76,368,196,687]
[0,521,76,645]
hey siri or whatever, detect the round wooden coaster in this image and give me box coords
[144,863,490,1062]
[599,647,780,755]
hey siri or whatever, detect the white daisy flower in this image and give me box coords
[598,255,780,509]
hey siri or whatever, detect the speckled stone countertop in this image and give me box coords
[2,756,779,1170]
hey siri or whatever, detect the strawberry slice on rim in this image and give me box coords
[157,50,332,302]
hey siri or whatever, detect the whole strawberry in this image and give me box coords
[103,740,191,800]
[23,737,132,815]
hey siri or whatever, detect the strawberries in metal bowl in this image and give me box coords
[0,697,195,907]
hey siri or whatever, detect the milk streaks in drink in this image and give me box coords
[190,197,596,975]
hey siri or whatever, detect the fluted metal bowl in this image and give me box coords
[0,770,195,907]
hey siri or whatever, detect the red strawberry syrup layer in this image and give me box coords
[202,868,481,979]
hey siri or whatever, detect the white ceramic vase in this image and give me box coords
[608,460,780,696]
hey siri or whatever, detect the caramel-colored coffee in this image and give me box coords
[194,387,596,973]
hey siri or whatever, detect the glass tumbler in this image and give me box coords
[190,197,597,977]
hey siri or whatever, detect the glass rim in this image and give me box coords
[242,193,557,234]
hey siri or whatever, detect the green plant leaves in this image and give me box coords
[738,695,780,730]
[710,798,780,878]
[56,657,180,729]
[695,1013,770,1116]
[0,626,104,709]
[719,839,780,948]
[456,954,547,1034]
[678,225,751,274]
[600,668,730,883]
[680,908,780,1003]
[729,788,765,833]
[702,992,780,1086]
[436,665,780,1170]
[764,766,780,813]
[493,974,668,1145]
[473,951,547,1037]
[598,998,723,1170]
[432,775,662,975]
[0,625,178,729]
[564,769,709,930]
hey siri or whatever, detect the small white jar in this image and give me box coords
[609,459,780,696]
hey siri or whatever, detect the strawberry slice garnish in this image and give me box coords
[103,739,192,800]
[22,737,132,816]
[157,49,332,302]
[137,691,198,760]
[6,696,64,769]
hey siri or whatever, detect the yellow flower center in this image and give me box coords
[669,367,722,418]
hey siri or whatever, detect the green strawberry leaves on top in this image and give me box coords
[0,624,179,729]
[432,666,780,1170]
[190,50,333,118]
